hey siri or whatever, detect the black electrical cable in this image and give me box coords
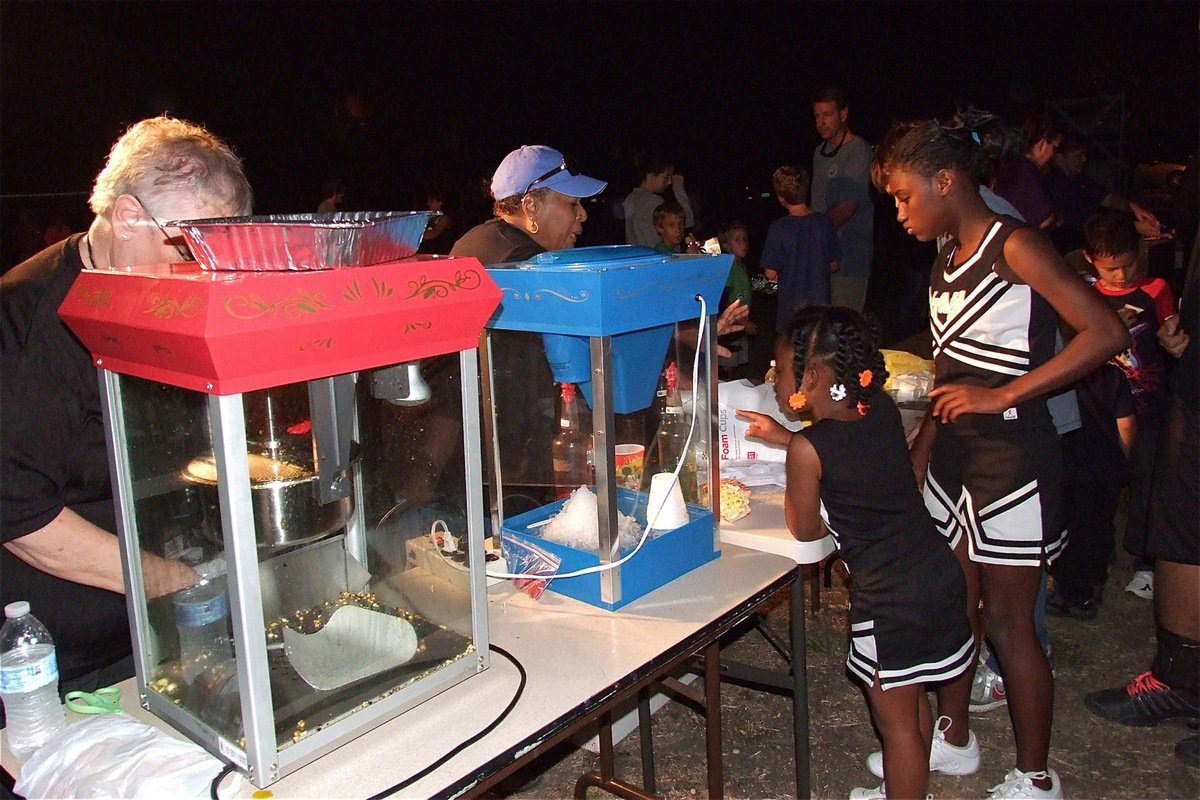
[367,643,527,799]
[206,644,527,800]
[209,762,236,800]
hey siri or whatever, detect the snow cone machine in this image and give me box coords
[481,246,733,610]
[58,214,501,787]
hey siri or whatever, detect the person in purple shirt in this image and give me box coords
[1044,135,1164,253]
[994,113,1063,231]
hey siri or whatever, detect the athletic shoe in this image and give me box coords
[1046,588,1100,620]
[987,767,1063,799]
[1124,570,1154,599]
[866,715,980,779]
[1177,734,1199,768]
[849,785,887,800]
[1085,671,1200,727]
[970,661,1008,712]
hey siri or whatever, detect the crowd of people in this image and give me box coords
[0,84,1195,800]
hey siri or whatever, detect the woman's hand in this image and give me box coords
[717,299,749,336]
[928,383,1014,423]
[735,409,792,446]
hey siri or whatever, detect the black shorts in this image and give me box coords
[1145,396,1200,566]
[923,407,1065,567]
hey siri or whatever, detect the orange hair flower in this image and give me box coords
[859,369,873,388]
[788,391,808,412]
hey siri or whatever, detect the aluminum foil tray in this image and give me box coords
[173,211,437,271]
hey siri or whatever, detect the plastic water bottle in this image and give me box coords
[0,601,65,760]
[173,578,233,682]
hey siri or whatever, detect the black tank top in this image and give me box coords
[930,217,1057,392]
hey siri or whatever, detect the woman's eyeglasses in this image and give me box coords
[132,195,195,262]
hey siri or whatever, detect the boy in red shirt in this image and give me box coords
[1082,211,1176,600]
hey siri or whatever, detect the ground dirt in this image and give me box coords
[492,538,1200,799]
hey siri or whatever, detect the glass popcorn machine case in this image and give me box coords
[482,246,733,610]
[58,246,501,787]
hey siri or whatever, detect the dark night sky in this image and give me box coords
[2,1,1196,246]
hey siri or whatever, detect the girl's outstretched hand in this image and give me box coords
[928,383,1014,423]
[735,409,792,446]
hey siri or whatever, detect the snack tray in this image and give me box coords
[173,211,436,271]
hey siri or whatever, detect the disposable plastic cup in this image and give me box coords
[646,472,689,531]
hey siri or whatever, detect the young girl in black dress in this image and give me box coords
[740,306,974,799]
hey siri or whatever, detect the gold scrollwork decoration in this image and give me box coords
[342,277,394,303]
[300,338,334,351]
[372,276,394,298]
[73,286,112,309]
[403,320,433,334]
[225,290,332,319]
[405,269,481,300]
[145,294,203,319]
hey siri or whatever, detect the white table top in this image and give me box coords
[720,486,835,565]
[2,544,795,799]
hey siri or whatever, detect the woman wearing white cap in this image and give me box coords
[451,145,607,264]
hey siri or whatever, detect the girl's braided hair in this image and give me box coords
[783,305,889,411]
[888,107,1021,187]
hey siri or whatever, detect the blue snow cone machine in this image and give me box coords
[481,245,733,610]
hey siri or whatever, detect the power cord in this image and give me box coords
[207,645,528,800]
[368,643,527,799]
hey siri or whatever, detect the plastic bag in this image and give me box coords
[14,713,238,799]
[499,534,561,600]
[881,350,935,402]
[716,379,801,464]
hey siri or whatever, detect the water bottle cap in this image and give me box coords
[4,601,30,619]
[174,586,228,627]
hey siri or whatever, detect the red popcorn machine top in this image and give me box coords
[58,220,501,788]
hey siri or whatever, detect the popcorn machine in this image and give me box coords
[481,246,734,610]
[58,227,501,787]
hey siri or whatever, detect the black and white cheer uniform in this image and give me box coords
[923,216,1065,567]
[803,393,973,689]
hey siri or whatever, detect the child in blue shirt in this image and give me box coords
[760,165,841,330]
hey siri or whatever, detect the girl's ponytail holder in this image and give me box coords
[970,131,982,145]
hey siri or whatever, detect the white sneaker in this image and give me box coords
[866,715,980,779]
[848,783,934,799]
[987,767,1063,799]
[970,660,1008,712]
[1125,570,1154,599]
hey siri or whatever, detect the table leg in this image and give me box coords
[573,709,661,800]
[704,639,724,799]
[636,687,656,793]
[791,575,811,800]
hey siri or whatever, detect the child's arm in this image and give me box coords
[825,215,843,274]
[670,175,695,228]
[908,408,937,491]
[736,410,792,447]
[1147,278,1178,328]
[929,229,1129,423]
[784,433,825,541]
[1116,414,1137,459]
[1158,313,1190,359]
